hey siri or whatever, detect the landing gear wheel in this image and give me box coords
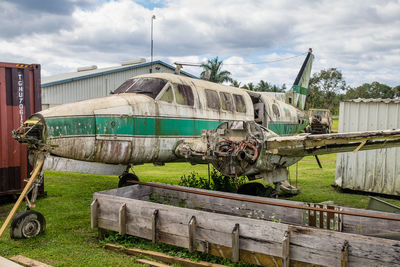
[10,210,46,239]
[118,173,139,188]
[237,182,274,197]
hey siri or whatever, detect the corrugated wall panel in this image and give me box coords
[41,64,176,105]
[0,62,42,195]
[336,101,400,196]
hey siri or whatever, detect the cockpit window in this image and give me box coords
[159,85,174,103]
[112,78,167,99]
[113,79,135,94]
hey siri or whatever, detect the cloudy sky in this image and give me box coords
[0,0,399,88]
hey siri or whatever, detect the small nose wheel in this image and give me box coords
[118,173,139,188]
[10,210,46,239]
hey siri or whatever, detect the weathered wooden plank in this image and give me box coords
[135,259,169,267]
[341,241,349,267]
[152,209,159,243]
[282,230,290,267]
[98,185,153,199]
[105,243,226,267]
[106,194,394,266]
[188,216,196,252]
[10,255,52,267]
[90,199,98,228]
[0,256,23,267]
[149,186,400,235]
[231,224,239,262]
[94,188,400,267]
[119,203,126,235]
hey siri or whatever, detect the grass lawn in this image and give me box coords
[1,153,400,266]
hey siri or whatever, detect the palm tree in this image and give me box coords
[270,85,284,92]
[257,80,271,92]
[231,80,242,88]
[242,82,255,91]
[201,57,232,83]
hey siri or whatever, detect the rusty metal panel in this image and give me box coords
[0,62,41,195]
[336,100,400,195]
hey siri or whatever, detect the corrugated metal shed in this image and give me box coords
[41,60,197,109]
[335,98,400,196]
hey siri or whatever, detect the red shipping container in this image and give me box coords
[0,62,41,196]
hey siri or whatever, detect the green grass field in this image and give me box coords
[1,153,400,265]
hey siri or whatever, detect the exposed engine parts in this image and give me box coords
[175,121,293,183]
[12,115,47,151]
[176,120,400,184]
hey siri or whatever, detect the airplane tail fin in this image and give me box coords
[286,48,314,110]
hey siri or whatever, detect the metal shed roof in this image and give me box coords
[42,60,198,87]
[344,98,400,103]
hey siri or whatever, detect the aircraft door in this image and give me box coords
[93,106,133,164]
[254,102,267,127]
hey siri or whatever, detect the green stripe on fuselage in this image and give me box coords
[45,116,308,138]
[46,116,223,137]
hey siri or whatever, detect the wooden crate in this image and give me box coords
[92,183,400,267]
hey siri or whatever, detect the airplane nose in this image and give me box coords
[12,114,47,151]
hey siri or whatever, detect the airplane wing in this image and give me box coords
[175,121,400,182]
[266,129,400,157]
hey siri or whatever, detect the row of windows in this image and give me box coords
[114,78,247,113]
[204,89,246,113]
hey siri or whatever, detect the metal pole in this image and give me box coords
[150,15,156,73]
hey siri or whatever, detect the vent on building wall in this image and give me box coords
[77,65,98,72]
[121,58,146,66]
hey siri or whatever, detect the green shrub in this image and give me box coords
[179,172,211,190]
[178,168,247,193]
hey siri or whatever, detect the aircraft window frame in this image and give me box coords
[113,79,136,94]
[233,94,246,113]
[205,89,221,110]
[272,103,280,118]
[173,83,194,106]
[157,83,174,103]
[219,92,234,112]
[113,78,167,99]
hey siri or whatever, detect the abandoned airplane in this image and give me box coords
[5,49,400,238]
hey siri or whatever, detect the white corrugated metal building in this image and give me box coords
[41,60,197,109]
[335,98,400,196]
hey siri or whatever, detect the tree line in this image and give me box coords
[201,57,400,114]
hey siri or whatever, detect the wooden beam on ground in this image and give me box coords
[10,255,52,267]
[0,256,23,267]
[105,243,226,267]
[135,259,169,267]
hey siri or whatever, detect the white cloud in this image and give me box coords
[0,0,399,87]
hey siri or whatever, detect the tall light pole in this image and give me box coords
[150,14,156,73]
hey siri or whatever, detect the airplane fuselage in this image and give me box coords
[34,73,307,165]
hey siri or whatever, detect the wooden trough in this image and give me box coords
[91,182,400,267]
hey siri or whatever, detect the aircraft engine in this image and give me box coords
[175,121,298,183]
